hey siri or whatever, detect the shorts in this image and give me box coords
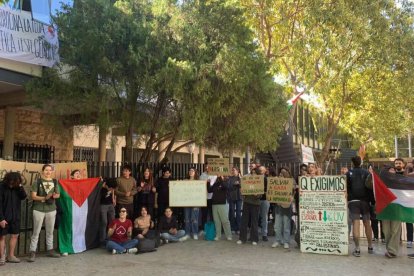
[348,201,370,221]
[0,220,20,236]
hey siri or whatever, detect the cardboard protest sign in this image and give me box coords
[169,180,207,207]
[53,162,88,179]
[207,158,230,175]
[267,177,294,207]
[240,175,264,195]
[299,176,348,256]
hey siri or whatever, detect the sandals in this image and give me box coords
[385,251,396,258]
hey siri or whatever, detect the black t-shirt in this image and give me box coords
[100,186,113,205]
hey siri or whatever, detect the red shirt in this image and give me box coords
[109,218,132,243]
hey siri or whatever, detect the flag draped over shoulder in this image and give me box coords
[58,178,101,254]
[374,171,414,223]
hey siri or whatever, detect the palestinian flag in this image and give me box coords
[287,91,304,110]
[58,178,102,253]
[374,171,414,223]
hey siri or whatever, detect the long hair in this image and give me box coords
[142,167,154,185]
[187,167,199,180]
[2,172,22,188]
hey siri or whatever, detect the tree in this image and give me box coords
[27,0,287,163]
[242,0,414,161]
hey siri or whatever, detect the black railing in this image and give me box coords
[0,141,54,163]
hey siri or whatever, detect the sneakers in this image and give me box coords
[61,252,68,257]
[272,242,280,248]
[0,257,5,266]
[214,237,220,241]
[227,237,232,241]
[27,251,36,262]
[46,250,61,258]
[352,249,361,257]
[6,256,21,263]
[236,240,243,245]
[407,241,413,248]
[179,235,189,242]
[368,247,374,254]
[193,234,198,240]
[252,242,258,246]
[112,249,117,255]
[284,243,290,249]
[262,236,268,242]
[127,248,138,254]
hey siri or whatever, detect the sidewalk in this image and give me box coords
[1,238,413,276]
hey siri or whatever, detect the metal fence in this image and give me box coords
[0,141,55,163]
[13,160,401,256]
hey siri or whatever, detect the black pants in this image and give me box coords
[200,199,213,230]
[239,203,260,243]
[371,219,384,239]
[407,223,413,242]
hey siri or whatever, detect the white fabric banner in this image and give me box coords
[0,6,59,67]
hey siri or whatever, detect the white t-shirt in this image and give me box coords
[200,172,217,200]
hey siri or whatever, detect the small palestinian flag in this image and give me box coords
[58,178,102,253]
[287,91,304,110]
[374,171,414,223]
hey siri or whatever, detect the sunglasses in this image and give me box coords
[120,210,127,213]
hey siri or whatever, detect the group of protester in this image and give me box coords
[0,157,413,265]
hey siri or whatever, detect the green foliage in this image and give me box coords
[27,0,287,161]
[242,0,414,160]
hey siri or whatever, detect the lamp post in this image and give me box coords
[187,143,195,164]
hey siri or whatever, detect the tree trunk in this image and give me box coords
[98,124,108,163]
[124,125,134,163]
[318,119,337,164]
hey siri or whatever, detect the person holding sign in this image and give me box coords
[184,167,201,240]
[271,167,295,249]
[257,166,270,241]
[209,175,232,241]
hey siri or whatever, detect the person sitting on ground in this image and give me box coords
[158,207,188,243]
[106,208,138,254]
[0,172,27,265]
[134,206,155,239]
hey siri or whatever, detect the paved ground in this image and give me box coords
[1,237,413,276]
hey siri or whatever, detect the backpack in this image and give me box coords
[204,221,216,241]
[137,238,157,253]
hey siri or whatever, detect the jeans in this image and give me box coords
[106,239,139,253]
[212,204,232,239]
[239,203,260,243]
[406,223,413,242]
[160,230,186,242]
[259,200,270,237]
[184,207,200,235]
[273,205,291,244]
[30,210,56,251]
[100,204,115,243]
[229,200,242,232]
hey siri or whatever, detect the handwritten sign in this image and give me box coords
[53,162,88,179]
[240,175,264,195]
[299,176,348,255]
[267,177,294,207]
[169,180,207,207]
[301,144,315,164]
[207,158,230,176]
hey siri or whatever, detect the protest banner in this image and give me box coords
[169,180,207,207]
[0,6,60,67]
[301,144,315,164]
[240,175,264,195]
[267,177,294,207]
[53,162,88,179]
[207,158,230,175]
[299,176,348,255]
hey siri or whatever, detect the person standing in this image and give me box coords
[346,156,373,257]
[0,172,27,265]
[209,175,232,241]
[199,163,216,233]
[227,167,242,234]
[136,168,156,219]
[99,178,117,246]
[115,165,137,219]
[156,167,171,220]
[184,167,200,240]
[257,166,270,241]
[28,164,61,262]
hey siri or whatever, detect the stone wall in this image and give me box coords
[0,108,74,161]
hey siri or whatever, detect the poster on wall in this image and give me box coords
[0,6,60,67]
[299,176,348,255]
